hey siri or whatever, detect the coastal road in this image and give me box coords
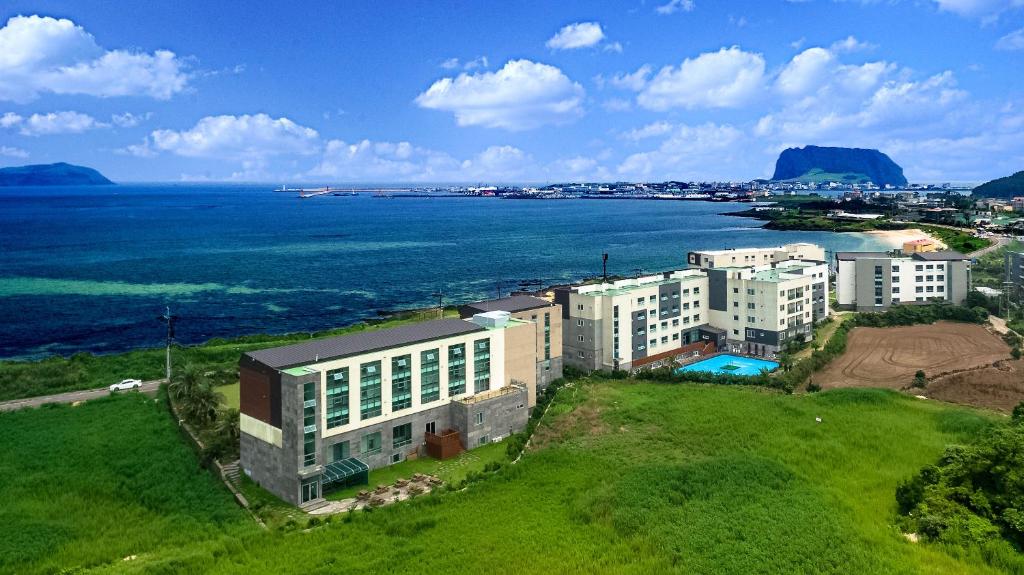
[0,379,164,412]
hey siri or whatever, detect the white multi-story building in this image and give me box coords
[835,251,972,311]
[554,270,715,371]
[687,243,825,269]
[707,259,830,356]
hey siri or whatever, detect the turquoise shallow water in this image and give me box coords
[677,354,781,376]
[0,184,888,359]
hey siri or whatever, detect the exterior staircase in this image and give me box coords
[221,460,241,484]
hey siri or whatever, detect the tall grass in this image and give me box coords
[0,391,254,574]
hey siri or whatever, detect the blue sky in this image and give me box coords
[0,0,1022,183]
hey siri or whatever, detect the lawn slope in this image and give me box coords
[90,381,1007,575]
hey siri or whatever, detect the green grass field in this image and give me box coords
[30,378,1008,575]
[0,392,255,574]
[0,308,456,402]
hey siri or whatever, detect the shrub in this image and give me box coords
[1012,347,1021,360]
[912,370,927,389]
[1013,402,1024,424]
[806,382,822,393]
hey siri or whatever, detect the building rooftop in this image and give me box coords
[245,318,486,370]
[460,295,553,314]
[912,250,968,261]
[576,270,705,297]
[690,242,819,256]
[835,252,891,261]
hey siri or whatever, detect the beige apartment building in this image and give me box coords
[687,243,825,269]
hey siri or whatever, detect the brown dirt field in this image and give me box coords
[530,395,607,451]
[816,322,1009,391]
[927,360,1024,413]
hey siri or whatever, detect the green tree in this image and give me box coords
[169,363,221,427]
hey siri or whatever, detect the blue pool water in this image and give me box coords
[676,354,780,376]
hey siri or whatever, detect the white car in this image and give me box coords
[109,378,143,392]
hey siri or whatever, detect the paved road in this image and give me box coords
[0,379,164,412]
[969,234,1010,257]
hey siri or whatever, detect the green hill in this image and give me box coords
[5,377,1013,574]
[972,170,1024,199]
[776,168,873,184]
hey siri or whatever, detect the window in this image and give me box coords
[661,336,668,344]
[360,431,381,455]
[915,276,923,282]
[693,287,700,295]
[649,338,656,346]
[915,265,923,271]
[478,435,489,446]
[937,275,944,281]
[303,382,316,466]
[578,335,585,342]
[937,285,944,292]
[393,423,412,449]
[421,349,440,403]
[916,286,923,293]
[475,412,484,425]
[649,324,656,332]
[359,361,382,420]
[747,316,756,323]
[672,333,679,341]
[391,355,412,411]
[325,367,349,428]
[577,304,584,311]
[747,288,755,295]
[576,319,584,327]
[331,441,350,462]
[892,265,900,272]
[448,344,466,396]
[672,319,679,327]
[733,315,739,321]
[892,286,900,293]
[635,312,644,321]
[660,321,667,329]
[693,314,700,322]
[733,329,739,335]
[733,287,739,294]
[926,275,933,281]
[649,310,656,317]
[733,301,739,308]
[473,338,490,393]
[926,264,933,270]
[649,295,656,302]
[636,297,644,305]
[747,303,755,309]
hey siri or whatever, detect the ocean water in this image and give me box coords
[0,184,887,359]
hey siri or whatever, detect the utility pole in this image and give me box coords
[431,291,444,318]
[158,307,178,382]
[602,253,608,282]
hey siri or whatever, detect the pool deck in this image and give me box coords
[676,352,780,376]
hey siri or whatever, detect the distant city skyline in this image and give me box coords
[0,0,1022,183]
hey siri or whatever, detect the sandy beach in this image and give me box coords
[862,228,947,250]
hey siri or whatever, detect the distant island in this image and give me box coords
[972,170,1024,199]
[0,163,114,187]
[771,146,908,188]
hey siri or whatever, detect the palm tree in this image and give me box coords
[186,381,222,427]
[168,363,203,404]
[213,408,240,446]
[169,363,222,427]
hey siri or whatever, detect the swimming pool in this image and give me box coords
[676,354,780,376]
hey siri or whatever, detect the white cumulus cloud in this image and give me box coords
[148,114,320,160]
[637,47,766,110]
[618,123,746,179]
[0,15,189,102]
[546,22,605,50]
[931,0,1024,20]
[415,60,585,130]
[656,0,696,15]
[996,27,1024,50]
[0,146,29,158]
[2,111,109,136]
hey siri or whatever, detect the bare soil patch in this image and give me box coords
[926,360,1024,413]
[530,397,607,451]
[816,322,1009,391]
